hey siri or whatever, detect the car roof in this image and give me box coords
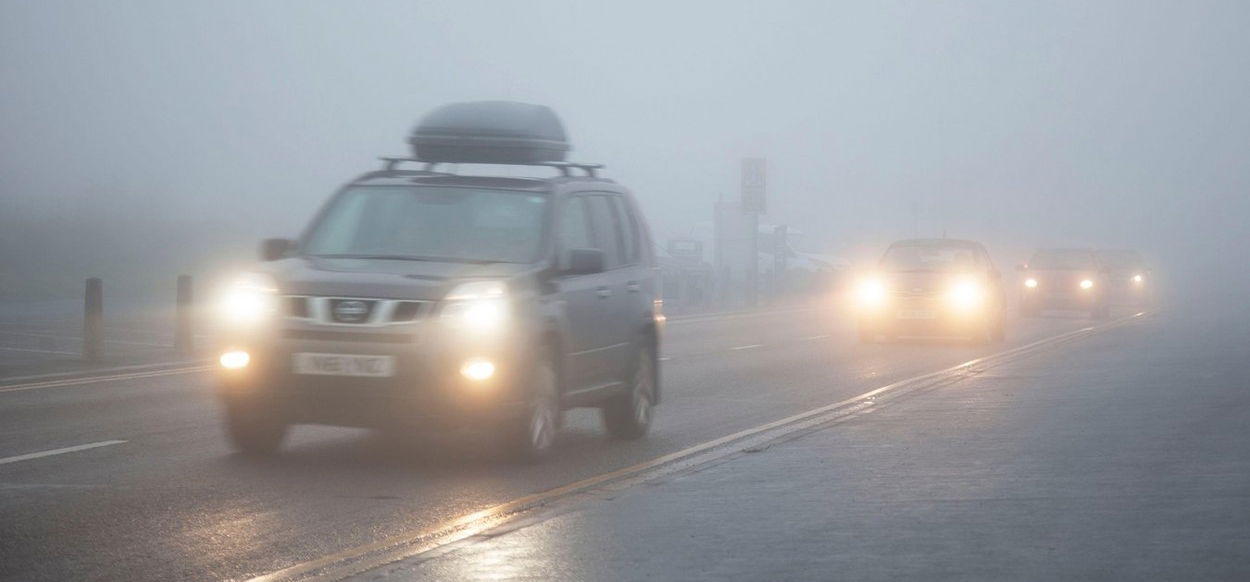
[889,238,985,248]
[348,168,617,193]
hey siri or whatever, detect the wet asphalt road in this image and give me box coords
[0,305,1128,581]
[375,307,1250,581]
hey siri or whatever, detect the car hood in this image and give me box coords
[260,257,537,300]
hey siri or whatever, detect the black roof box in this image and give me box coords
[409,101,570,164]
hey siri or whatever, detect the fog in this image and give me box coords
[3,0,1248,310]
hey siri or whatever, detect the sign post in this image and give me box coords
[741,158,766,307]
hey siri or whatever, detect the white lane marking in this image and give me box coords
[0,365,212,394]
[803,334,831,340]
[0,329,168,348]
[666,305,817,326]
[0,345,80,356]
[729,344,763,351]
[659,356,673,362]
[0,440,126,466]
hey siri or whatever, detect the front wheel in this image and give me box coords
[224,404,288,456]
[500,359,560,462]
[602,347,656,440]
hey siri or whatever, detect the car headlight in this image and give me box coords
[1080,279,1094,290]
[440,281,509,332]
[219,273,278,326]
[947,279,985,311]
[855,278,888,310]
[1132,274,1143,284]
[1024,278,1038,289]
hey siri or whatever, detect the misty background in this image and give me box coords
[2,0,1248,313]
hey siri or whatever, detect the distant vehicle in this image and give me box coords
[1096,249,1153,305]
[854,239,1006,343]
[214,102,662,461]
[1018,248,1109,319]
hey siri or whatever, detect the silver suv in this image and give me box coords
[214,102,662,460]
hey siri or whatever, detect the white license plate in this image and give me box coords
[292,353,395,377]
[898,309,937,320]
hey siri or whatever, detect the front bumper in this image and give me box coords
[857,296,995,336]
[215,323,534,430]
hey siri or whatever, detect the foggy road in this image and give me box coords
[369,308,1250,582]
[0,305,1109,581]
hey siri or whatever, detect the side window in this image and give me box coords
[558,196,594,252]
[610,196,640,264]
[586,195,625,268]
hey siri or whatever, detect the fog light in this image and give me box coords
[1024,278,1038,288]
[1080,279,1094,290]
[220,350,250,369]
[460,358,495,381]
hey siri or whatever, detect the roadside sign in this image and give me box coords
[741,157,766,214]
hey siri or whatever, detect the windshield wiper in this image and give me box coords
[309,254,504,265]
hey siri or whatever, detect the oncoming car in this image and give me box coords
[854,239,1006,343]
[1096,249,1153,305]
[1018,248,1109,319]
[214,102,662,461]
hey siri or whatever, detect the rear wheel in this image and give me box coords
[224,404,288,456]
[602,346,656,440]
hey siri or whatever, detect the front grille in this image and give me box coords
[286,296,310,318]
[329,299,377,324]
[282,329,415,343]
[391,301,425,322]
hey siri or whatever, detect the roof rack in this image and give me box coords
[378,157,604,178]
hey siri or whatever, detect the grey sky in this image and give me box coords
[2,0,1248,302]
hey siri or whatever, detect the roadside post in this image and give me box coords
[175,275,193,355]
[83,277,103,362]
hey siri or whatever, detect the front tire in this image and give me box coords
[224,405,288,456]
[602,346,656,440]
[501,359,560,462]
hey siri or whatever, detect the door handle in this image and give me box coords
[596,286,612,298]
[626,281,641,293]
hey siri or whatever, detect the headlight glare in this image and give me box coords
[1080,279,1094,290]
[947,279,985,311]
[441,281,509,331]
[855,278,888,309]
[219,273,278,325]
[1024,278,1038,289]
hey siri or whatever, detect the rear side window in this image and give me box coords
[585,195,625,268]
[557,196,594,251]
[610,196,640,264]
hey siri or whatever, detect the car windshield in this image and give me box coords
[302,186,548,264]
[1030,250,1096,270]
[880,244,978,271]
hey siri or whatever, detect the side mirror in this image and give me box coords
[260,238,294,262]
[563,248,605,275]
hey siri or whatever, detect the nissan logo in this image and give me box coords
[333,300,369,323]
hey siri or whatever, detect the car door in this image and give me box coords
[553,194,617,392]
[583,194,638,383]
